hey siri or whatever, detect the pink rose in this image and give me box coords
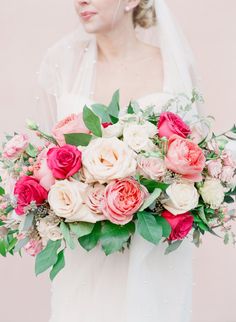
[33,147,55,190]
[162,210,194,241]
[52,113,90,146]
[158,112,191,139]
[2,134,29,159]
[165,135,205,182]
[47,144,82,179]
[220,166,235,183]
[14,176,48,215]
[207,159,222,178]
[24,239,43,257]
[221,150,236,167]
[102,178,146,225]
[85,184,106,215]
[137,156,166,180]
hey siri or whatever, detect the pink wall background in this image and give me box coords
[0,0,235,321]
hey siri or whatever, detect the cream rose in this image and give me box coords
[37,215,62,245]
[162,181,199,215]
[102,121,124,138]
[123,121,157,153]
[82,137,137,184]
[48,179,105,222]
[199,178,224,209]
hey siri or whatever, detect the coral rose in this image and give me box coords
[102,178,146,225]
[47,144,82,179]
[165,134,205,182]
[162,210,194,241]
[52,113,90,146]
[14,176,48,215]
[158,112,191,139]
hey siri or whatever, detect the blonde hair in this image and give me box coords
[133,0,157,29]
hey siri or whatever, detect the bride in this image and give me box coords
[37,0,200,321]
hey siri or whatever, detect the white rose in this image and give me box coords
[200,178,224,209]
[102,121,124,138]
[48,179,104,223]
[123,121,157,153]
[162,181,199,215]
[82,137,137,184]
[37,215,62,245]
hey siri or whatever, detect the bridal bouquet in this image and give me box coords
[0,90,235,279]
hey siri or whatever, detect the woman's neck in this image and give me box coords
[95,23,140,63]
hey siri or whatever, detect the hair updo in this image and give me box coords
[133,0,157,29]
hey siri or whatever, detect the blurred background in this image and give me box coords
[0,0,236,321]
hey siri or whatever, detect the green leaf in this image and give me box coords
[155,216,171,238]
[224,195,235,203]
[0,239,7,257]
[127,102,135,114]
[14,237,29,253]
[7,237,18,252]
[64,133,92,147]
[83,105,102,137]
[139,178,169,193]
[165,240,183,255]
[0,176,2,183]
[69,222,95,238]
[35,240,61,276]
[230,124,236,134]
[25,143,38,158]
[107,89,120,118]
[60,222,75,250]
[109,114,119,124]
[91,104,110,123]
[0,186,5,196]
[193,229,201,247]
[100,221,135,256]
[224,232,230,245]
[50,250,65,280]
[22,212,34,232]
[198,207,209,227]
[137,212,162,245]
[139,188,161,211]
[78,221,101,251]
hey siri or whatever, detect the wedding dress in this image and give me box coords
[37,1,200,321]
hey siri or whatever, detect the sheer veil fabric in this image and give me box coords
[37,1,200,321]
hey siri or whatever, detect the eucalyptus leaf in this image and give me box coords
[100,221,134,255]
[22,212,34,232]
[60,222,75,250]
[139,188,161,211]
[50,250,65,280]
[137,212,162,245]
[14,237,29,253]
[193,229,201,247]
[35,240,61,276]
[25,143,38,158]
[64,133,92,147]
[164,240,183,255]
[69,222,95,238]
[83,105,102,137]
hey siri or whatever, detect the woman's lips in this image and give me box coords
[80,11,97,21]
